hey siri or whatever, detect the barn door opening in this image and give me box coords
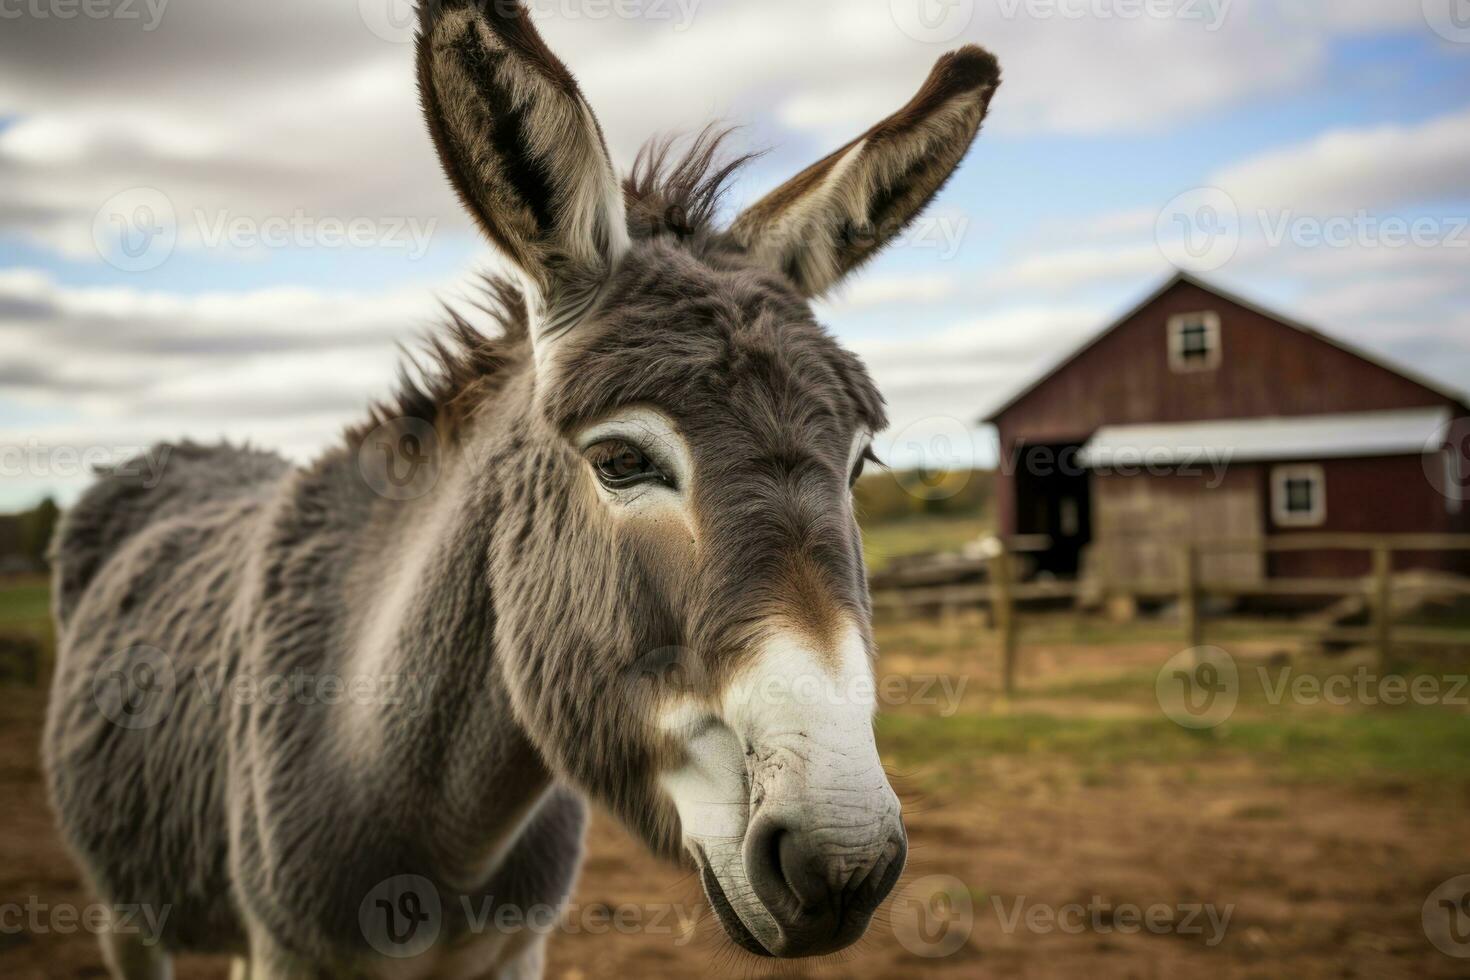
[1013,442,1092,577]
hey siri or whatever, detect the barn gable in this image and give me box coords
[984,272,1467,442]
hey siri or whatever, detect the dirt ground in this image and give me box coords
[3,626,1469,978]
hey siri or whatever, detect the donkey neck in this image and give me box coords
[323,425,553,888]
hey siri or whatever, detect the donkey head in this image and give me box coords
[416,0,998,958]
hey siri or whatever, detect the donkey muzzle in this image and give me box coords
[686,625,906,956]
[741,802,907,956]
[710,726,907,957]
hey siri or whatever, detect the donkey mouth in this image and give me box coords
[698,861,773,957]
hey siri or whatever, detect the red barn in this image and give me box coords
[983,272,1469,585]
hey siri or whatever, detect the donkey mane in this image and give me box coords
[352,128,759,448]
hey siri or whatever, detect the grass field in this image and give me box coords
[0,574,49,629]
[860,512,991,569]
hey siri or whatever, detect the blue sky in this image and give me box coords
[2,0,1468,508]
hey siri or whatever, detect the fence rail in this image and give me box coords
[870,533,1470,695]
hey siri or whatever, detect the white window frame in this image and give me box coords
[1167,311,1222,373]
[1272,464,1327,528]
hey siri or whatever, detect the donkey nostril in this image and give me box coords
[776,830,830,910]
[846,833,907,917]
[745,818,827,915]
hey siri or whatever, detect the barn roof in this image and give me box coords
[980,271,1469,424]
[1075,407,1453,467]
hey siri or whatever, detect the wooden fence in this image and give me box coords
[871,533,1470,695]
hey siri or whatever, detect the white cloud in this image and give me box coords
[818,273,960,314]
[1212,108,1470,214]
[985,243,1170,292]
[0,268,490,472]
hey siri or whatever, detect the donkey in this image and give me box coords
[43,2,1000,976]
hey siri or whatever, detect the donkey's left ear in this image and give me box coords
[417,0,628,352]
[729,47,1000,298]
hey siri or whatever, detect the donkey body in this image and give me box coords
[44,3,999,977]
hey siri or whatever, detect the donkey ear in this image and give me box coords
[417,0,628,350]
[729,47,1000,298]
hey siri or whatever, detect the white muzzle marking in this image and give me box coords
[657,622,899,951]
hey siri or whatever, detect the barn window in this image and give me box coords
[1271,464,1326,527]
[1167,312,1221,372]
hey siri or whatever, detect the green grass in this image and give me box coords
[860,514,991,571]
[0,576,55,672]
[878,703,1470,790]
[0,577,50,627]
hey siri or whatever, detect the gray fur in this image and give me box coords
[44,2,999,975]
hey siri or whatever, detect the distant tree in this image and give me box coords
[17,497,60,569]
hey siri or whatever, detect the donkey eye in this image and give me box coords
[587,440,669,491]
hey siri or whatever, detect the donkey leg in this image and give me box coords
[242,920,317,980]
[97,917,172,980]
[493,933,547,980]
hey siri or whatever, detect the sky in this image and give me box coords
[1,0,1468,508]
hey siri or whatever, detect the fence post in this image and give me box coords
[992,539,1018,696]
[1181,542,1203,650]
[1372,544,1393,666]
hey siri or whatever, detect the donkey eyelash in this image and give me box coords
[850,445,880,487]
